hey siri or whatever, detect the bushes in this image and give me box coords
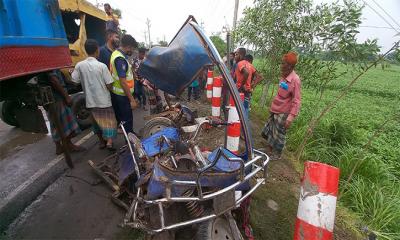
[252,64,400,238]
[341,177,400,239]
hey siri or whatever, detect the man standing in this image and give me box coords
[234,48,252,116]
[98,29,120,68]
[244,54,263,91]
[104,3,119,31]
[110,34,138,133]
[243,54,262,112]
[42,70,84,155]
[262,52,301,160]
[132,47,148,110]
[187,79,200,102]
[72,39,117,150]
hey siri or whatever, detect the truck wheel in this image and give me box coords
[142,117,175,138]
[71,93,92,130]
[0,100,21,127]
[195,214,242,240]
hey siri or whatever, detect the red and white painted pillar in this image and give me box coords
[206,70,213,101]
[294,161,340,240]
[226,93,244,154]
[211,76,222,117]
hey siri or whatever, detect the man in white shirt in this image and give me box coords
[71,39,117,150]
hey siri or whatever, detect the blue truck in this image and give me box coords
[0,0,107,132]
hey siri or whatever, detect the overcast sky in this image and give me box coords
[88,0,400,52]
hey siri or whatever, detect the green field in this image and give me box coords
[251,63,400,239]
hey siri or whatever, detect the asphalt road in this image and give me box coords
[1,107,149,239]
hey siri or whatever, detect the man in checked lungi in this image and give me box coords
[72,39,117,150]
[41,70,84,155]
[262,52,302,160]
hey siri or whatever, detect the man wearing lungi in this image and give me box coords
[72,39,117,150]
[262,52,302,160]
[43,70,84,155]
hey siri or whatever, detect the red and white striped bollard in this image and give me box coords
[294,161,340,240]
[211,76,222,117]
[206,70,213,101]
[226,93,244,154]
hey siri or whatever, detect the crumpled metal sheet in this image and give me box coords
[138,23,212,96]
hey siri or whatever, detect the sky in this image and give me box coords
[88,0,400,52]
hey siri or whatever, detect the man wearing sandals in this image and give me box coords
[262,52,302,160]
[72,39,117,150]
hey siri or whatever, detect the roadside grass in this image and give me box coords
[251,62,400,238]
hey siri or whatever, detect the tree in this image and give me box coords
[158,40,168,47]
[210,35,227,57]
[234,0,380,106]
[113,8,122,18]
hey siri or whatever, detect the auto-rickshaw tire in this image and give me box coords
[142,117,175,138]
[194,213,242,240]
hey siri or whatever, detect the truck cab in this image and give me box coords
[0,0,108,132]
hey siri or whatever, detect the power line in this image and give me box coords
[362,0,399,33]
[370,0,400,29]
[360,25,400,31]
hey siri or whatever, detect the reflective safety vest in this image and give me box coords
[110,50,134,96]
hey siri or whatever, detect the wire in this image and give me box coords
[370,0,400,29]
[360,25,400,31]
[362,0,399,33]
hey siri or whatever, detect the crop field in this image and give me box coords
[251,62,400,239]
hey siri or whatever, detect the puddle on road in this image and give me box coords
[0,133,47,160]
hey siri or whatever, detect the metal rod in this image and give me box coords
[143,166,263,203]
[189,119,210,142]
[120,122,140,177]
[132,188,141,221]
[236,178,264,205]
[158,202,165,228]
[170,156,178,169]
[137,179,265,233]
[193,145,208,167]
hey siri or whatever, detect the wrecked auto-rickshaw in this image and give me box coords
[89,16,270,240]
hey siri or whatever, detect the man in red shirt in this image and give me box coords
[234,48,253,116]
[262,52,301,160]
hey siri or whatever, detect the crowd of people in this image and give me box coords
[44,3,302,160]
[229,47,301,160]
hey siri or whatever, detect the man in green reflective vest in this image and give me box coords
[110,34,138,133]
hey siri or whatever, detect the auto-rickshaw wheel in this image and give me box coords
[195,213,242,240]
[142,117,175,138]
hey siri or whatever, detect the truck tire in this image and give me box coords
[0,100,21,127]
[71,93,92,130]
[195,214,242,240]
[142,117,175,138]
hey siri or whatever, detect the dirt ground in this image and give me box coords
[248,115,360,240]
[183,97,360,239]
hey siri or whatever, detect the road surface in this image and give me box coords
[1,107,149,239]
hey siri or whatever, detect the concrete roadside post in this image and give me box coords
[226,93,244,154]
[206,70,213,101]
[293,161,340,240]
[211,76,222,118]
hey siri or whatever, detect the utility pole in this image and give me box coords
[143,30,148,48]
[146,18,151,48]
[232,0,239,51]
[233,0,239,30]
